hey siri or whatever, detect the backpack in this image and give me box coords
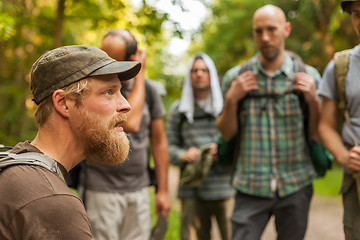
[334,49,359,147]
[145,80,157,189]
[217,51,332,177]
[0,144,65,181]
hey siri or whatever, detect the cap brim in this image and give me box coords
[89,61,141,81]
[341,1,352,13]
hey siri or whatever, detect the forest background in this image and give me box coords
[0,0,358,146]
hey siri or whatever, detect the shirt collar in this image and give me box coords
[254,51,294,79]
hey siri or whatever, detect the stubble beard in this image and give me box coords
[76,109,130,165]
[261,46,280,62]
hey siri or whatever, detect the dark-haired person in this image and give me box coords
[82,29,171,240]
[318,1,360,239]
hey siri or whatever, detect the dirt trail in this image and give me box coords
[169,166,345,240]
[262,195,344,240]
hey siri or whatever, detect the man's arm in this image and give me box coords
[319,97,360,171]
[150,118,171,217]
[216,71,258,141]
[122,49,146,133]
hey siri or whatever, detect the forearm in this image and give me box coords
[319,98,349,166]
[122,73,145,132]
[151,119,169,193]
[319,122,348,166]
[151,140,169,194]
[168,146,186,166]
[152,141,171,217]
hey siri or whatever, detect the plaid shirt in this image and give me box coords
[221,53,320,198]
[166,101,235,200]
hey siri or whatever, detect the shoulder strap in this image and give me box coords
[0,150,65,181]
[178,113,187,147]
[145,80,153,113]
[286,51,309,141]
[229,60,252,175]
[334,49,358,146]
[286,50,306,73]
[334,49,351,113]
[238,60,251,75]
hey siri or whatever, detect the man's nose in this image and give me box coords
[117,94,131,113]
[261,31,270,42]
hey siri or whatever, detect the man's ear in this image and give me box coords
[52,89,71,118]
[284,21,292,38]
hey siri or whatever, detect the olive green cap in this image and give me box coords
[341,0,359,13]
[31,45,141,105]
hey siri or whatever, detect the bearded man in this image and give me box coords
[0,45,140,240]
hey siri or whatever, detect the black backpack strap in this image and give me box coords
[227,60,252,177]
[145,80,157,189]
[145,80,153,113]
[285,51,309,142]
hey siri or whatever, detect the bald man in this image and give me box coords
[217,5,321,239]
[81,29,171,240]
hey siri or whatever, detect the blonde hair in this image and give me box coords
[35,78,91,126]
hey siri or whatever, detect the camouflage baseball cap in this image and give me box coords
[31,45,141,104]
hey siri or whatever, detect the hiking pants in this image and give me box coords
[85,187,151,240]
[181,198,233,240]
[231,184,313,240]
[343,174,360,240]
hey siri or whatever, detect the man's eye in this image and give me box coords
[105,90,112,95]
[255,29,262,35]
[352,11,360,18]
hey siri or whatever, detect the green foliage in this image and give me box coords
[2,0,360,148]
[0,12,16,41]
[313,162,343,197]
[0,0,174,146]
[193,0,359,76]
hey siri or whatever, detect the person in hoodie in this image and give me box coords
[166,53,235,240]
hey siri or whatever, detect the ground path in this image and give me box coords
[262,195,344,240]
[168,166,345,240]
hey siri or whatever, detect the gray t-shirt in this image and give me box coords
[84,79,165,193]
[318,44,360,147]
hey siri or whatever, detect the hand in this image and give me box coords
[155,191,171,217]
[293,72,318,104]
[342,146,360,172]
[209,143,218,161]
[181,147,201,163]
[226,71,259,102]
[130,49,147,73]
[209,143,218,155]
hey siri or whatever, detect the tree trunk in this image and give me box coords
[54,0,65,48]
